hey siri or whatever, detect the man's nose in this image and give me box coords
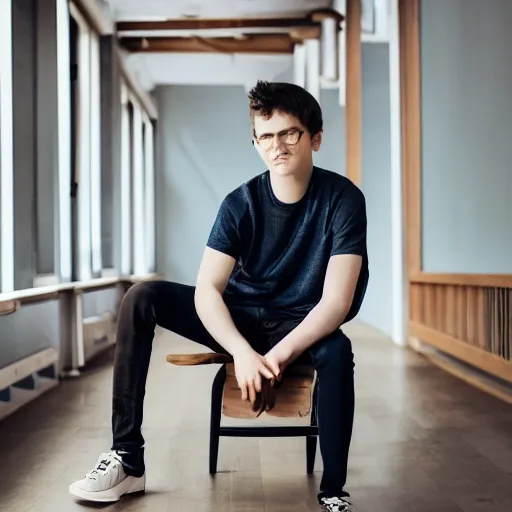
[270,134,285,151]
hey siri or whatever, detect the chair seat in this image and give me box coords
[166,352,315,419]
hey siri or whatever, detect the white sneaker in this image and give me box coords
[320,496,353,512]
[69,451,145,502]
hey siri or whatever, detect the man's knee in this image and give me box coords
[121,282,156,310]
[309,330,354,372]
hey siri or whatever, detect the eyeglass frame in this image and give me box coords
[252,128,305,151]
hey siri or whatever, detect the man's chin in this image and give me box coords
[270,162,296,176]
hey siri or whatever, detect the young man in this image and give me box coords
[69,81,368,512]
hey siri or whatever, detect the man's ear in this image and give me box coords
[311,131,323,152]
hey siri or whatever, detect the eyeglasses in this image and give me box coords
[252,128,304,152]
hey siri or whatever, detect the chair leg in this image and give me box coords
[209,364,226,475]
[306,381,319,475]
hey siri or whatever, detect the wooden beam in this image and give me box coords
[116,10,344,32]
[345,0,362,186]
[119,34,297,54]
[399,0,422,274]
[118,17,313,32]
[289,26,322,42]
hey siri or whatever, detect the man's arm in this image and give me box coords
[265,185,367,376]
[194,247,252,357]
[195,247,277,404]
[264,254,362,373]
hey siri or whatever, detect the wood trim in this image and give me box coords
[345,0,362,186]
[399,0,422,273]
[0,300,18,316]
[73,277,121,292]
[116,10,344,33]
[119,33,297,55]
[411,273,512,288]
[410,322,512,384]
[118,17,316,33]
[289,26,322,42]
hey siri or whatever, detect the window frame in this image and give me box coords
[0,0,14,292]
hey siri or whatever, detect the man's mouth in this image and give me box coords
[273,153,289,163]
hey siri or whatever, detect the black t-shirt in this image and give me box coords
[207,166,369,322]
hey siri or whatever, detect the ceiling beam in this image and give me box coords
[119,33,299,54]
[116,9,344,33]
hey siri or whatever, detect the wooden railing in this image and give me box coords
[409,274,512,385]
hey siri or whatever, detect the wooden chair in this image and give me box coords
[166,352,319,475]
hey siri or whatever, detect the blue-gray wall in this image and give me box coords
[360,44,392,337]
[155,44,393,336]
[420,0,512,273]
[154,85,346,285]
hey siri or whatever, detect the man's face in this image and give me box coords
[253,110,322,176]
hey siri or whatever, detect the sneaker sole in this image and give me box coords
[69,474,146,503]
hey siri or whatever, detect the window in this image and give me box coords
[0,0,14,292]
[143,115,155,274]
[119,82,131,276]
[132,100,145,275]
[119,82,156,277]
[56,0,72,283]
[33,0,72,287]
[70,3,102,281]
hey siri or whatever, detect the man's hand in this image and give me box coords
[264,344,294,385]
[233,346,278,406]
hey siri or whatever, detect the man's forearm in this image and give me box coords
[273,299,350,363]
[194,286,252,357]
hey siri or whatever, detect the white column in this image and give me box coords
[56,0,72,282]
[338,22,347,107]
[0,0,14,292]
[144,118,155,273]
[321,17,338,81]
[132,102,145,275]
[120,85,132,276]
[293,43,306,88]
[305,39,320,101]
[90,32,102,276]
[389,0,407,346]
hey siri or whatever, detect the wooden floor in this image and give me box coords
[0,322,511,512]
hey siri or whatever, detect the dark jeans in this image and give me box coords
[111,281,355,498]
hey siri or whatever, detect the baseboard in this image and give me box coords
[413,342,512,405]
[0,348,59,422]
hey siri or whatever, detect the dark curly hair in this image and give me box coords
[248,81,323,137]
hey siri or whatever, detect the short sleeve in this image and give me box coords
[331,185,367,257]
[206,194,242,259]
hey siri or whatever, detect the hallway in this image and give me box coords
[0,323,511,512]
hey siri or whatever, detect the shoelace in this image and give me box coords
[321,496,353,512]
[86,451,123,480]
